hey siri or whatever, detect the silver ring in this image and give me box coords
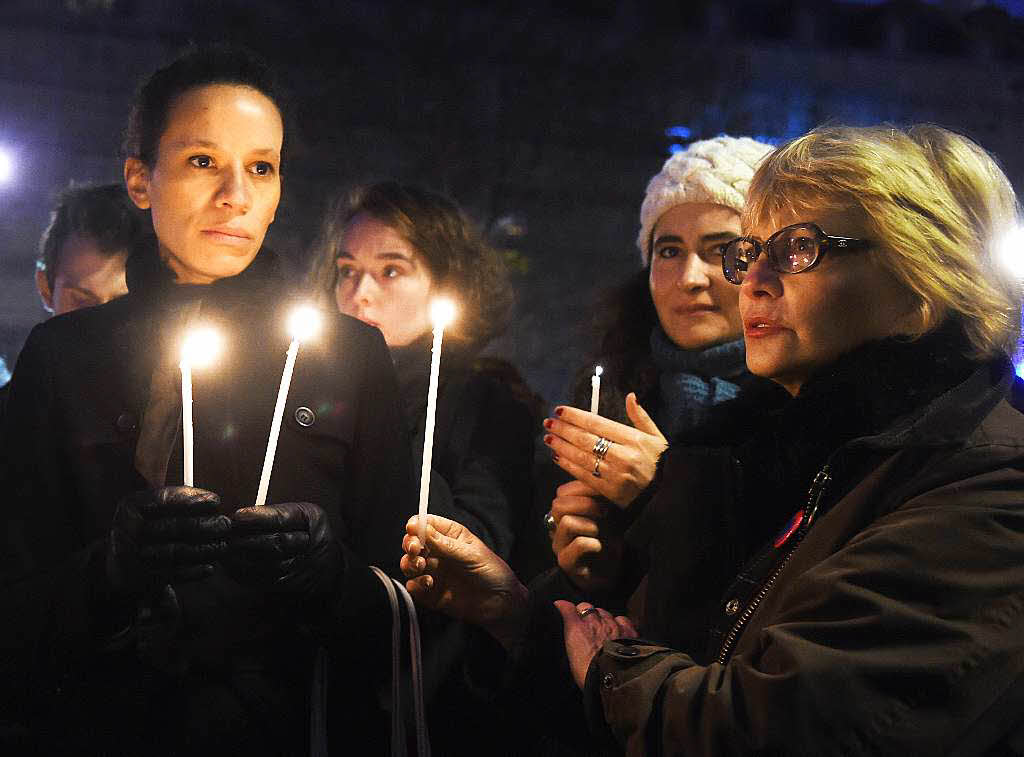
[543,512,556,533]
[592,458,602,478]
[578,607,597,619]
[592,436,611,460]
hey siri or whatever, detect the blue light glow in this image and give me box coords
[668,143,685,154]
[665,125,692,139]
[0,356,10,385]
[0,146,13,185]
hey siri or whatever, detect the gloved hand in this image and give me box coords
[224,502,342,600]
[106,486,231,596]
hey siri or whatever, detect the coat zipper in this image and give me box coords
[716,465,832,665]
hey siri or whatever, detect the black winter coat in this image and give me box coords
[0,248,415,756]
[584,335,1024,756]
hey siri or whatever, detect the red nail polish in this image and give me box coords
[544,434,553,444]
[543,418,553,429]
[555,407,564,417]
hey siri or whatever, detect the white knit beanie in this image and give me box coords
[637,136,775,265]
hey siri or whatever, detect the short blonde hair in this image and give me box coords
[743,124,1022,359]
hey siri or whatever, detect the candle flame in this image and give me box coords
[181,327,222,369]
[288,304,322,343]
[595,365,603,377]
[430,298,457,329]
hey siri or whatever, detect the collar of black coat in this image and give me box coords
[390,331,477,425]
[785,322,1012,452]
[125,236,283,310]
[674,322,1015,475]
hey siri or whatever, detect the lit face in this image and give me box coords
[334,213,435,347]
[124,84,282,284]
[739,207,918,395]
[36,234,129,315]
[649,203,743,350]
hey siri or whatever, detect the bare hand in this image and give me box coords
[402,515,530,649]
[555,600,638,689]
[543,392,667,507]
[550,480,622,592]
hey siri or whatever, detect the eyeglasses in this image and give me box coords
[720,222,872,285]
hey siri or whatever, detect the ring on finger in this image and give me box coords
[543,511,556,533]
[578,607,597,618]
[592,457,602,478]
[592,436,611,460]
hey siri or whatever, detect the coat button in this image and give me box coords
[115,412,137,433]
[601,673,615,689]
[294,406,316,427]
[725,598,741,616]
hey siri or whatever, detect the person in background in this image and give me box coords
[310,181,535,563]
[543,137,779,596]
[36,182,143,316]
[402,124,1024,755]
[0,47,414,756]
[309,181,536,754]
[0,183,143,422]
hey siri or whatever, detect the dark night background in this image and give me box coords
[2,0,1024,401]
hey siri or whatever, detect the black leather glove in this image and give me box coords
[225,502,342,600]
[106,486,231,596]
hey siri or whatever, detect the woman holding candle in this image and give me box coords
[0,48,415,756]
[310,181,537,562]
[543,136,781,594]
[309,181,538,753]
[401,124,1024,754]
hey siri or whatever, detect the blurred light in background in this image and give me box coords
[0,146,13,185]
[994,225,1024,278]
[0,356,10,385]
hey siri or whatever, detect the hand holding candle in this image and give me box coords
[417,297,457,543]
[180,327,222,487]
[254,304,322,508]
[590,365,603,415]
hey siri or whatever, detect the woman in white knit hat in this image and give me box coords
[541,136,777,594]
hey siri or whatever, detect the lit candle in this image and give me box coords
[180,328,222,487]
[418,298,457,543]
[255,305,322,507]
[590,365,603,415]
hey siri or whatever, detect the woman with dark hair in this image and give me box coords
[309,182,536,752]
[543,137,778,595]
[0,48,414,756]
[310,181,535,561]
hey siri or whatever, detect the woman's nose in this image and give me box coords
[678,252,712,291]
[215,165,252,213]
[353,272,377,303]
[740,257,783,299]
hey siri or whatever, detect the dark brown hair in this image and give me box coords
[309,181,513,346]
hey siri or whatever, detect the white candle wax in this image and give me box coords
[590,365,603,415]
[255,339,299,508]
[417,323,445,544]
[417,298,456,544]
[179,327,221,487]
[181,361,194,486]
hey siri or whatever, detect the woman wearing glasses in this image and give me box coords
[401,124,1024,754]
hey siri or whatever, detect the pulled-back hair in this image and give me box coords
[309,181,513,347]
[37,182,145,289]
[744,124,1022,359]
[122,45,284,166]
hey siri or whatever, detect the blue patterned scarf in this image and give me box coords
[649,325,746,439]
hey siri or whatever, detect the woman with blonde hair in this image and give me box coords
[401,124,1024,755]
